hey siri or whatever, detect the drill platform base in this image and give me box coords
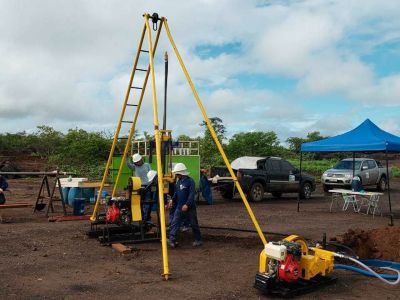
[87,218,160,245]
[255,272,337,298]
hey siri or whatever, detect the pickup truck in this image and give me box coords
[321,158,388,192]
[211,156,316,202]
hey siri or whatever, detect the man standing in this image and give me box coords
[0,175,8,205]
[126,153,152,222]
[167,163,202,247]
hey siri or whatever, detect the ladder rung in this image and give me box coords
[131,86,142,90]
[140,50,149,53]
[121,121,133,123]
[126,104,138,107]
[118,137,129,140]
[136,68,147,72]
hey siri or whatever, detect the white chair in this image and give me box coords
[366,194,382,217]
[342,194,359,212]
[330,192,343,212]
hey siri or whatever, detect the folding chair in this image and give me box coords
[366,194,382,217]
[342,194,359,212]
[330,192,343,212]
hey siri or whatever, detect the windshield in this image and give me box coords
[334,160,361,170]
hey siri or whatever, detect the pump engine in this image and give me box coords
[255,235,336,296]
[105,197,132,225]
[262,240,302,283]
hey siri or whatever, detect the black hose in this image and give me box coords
[199,225,290,237]
[199,225,357,257]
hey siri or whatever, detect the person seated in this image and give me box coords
[0,175,9,205]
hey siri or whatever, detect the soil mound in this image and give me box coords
[333,226,400,261]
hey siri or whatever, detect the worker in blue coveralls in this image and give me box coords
[167,163,202,247]
[126,153,152,222]
[200,168,213,205]
[0,175,8,205]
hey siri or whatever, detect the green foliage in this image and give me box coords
[286,137,304,154]
[288,158,338,177]
[0,131,30,152]
[0,126,111,179]
[33,125,64,157]
[49,128,111,178]
[226,131,280,158]
[2,123,399,180]
[391,166,400,178]
[199,117,227,168]
[176,134,193,141]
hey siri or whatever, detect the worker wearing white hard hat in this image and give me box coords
[172,162,190,176]
[167,162,202,248]
[126,153,153,222]
[126,153,151,186]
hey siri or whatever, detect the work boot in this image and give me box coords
[167,239,176,248]
[192,240,203,247]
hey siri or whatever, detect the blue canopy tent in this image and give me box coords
[300,119,399,225]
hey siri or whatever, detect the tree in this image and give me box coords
[176,134,192,141]
[33,126,64,157]
[199,117,227,168]
[286,137,305,154]
[227,131,280,159]
[306,131,325,142]
[286,131,327,155]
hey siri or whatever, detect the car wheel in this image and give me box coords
[248,182,264,202]
[271,192,282,198]
[300,182,312,199]
[322,184,331,193]
[377,176,387,191]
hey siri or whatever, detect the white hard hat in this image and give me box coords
[172,163,189,175]
[132,153,142,163]
[147,170,157,182]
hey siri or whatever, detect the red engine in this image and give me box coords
[278,253,300,282]
[106,203,120,223]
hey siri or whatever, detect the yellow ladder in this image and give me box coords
[90,13,267,280]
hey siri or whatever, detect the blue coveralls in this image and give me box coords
[200,174,213,205]
[0,175,8,205]
[168,176,202,243]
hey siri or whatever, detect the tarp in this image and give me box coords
[301,119,400,152]
[230,156,263,170]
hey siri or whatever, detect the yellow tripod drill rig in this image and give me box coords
[89,14,337,292]
[89,12,267,280]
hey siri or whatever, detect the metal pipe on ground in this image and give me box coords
[0,171,72,176]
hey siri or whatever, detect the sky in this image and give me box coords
[1,0,400,144]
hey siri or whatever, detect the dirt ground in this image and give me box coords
[0,177,399,299]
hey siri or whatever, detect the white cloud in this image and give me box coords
[0,0,399,143]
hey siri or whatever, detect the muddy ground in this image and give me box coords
[0,178,399,299]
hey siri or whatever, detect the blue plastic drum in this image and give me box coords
[68,187,81,206]
[62,187,70,205]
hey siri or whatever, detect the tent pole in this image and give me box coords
[385,150,394,226]
[352,152,355,178]
[297,152,303,212]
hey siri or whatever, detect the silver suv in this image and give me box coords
[321,158,388,192]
